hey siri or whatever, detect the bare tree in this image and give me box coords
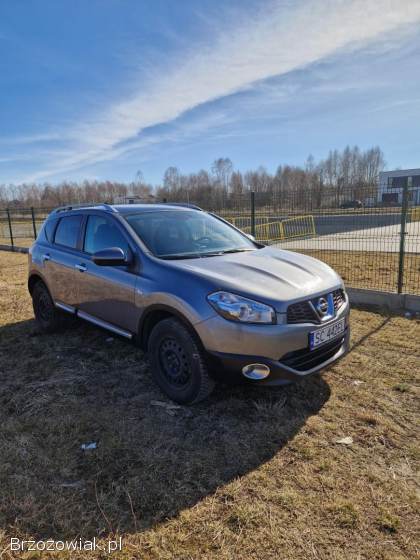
[0,145,386,211]
[163,166,181,192]
[211,157,233,192]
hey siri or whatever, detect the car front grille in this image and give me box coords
[332,288,345,311]
[287,288,346,324]
[279,334,346,372]
[287,300,318,324]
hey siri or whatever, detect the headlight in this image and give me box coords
[207,291,276,324]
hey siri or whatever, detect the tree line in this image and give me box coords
[0,145,385,210]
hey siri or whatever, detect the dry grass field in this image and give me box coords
[294,250,420,294]
[0,251,419,559]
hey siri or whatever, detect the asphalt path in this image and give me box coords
[275,222,419,253]
[263,212,402,236]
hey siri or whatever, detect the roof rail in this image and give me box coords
[162,202,202,211]
[52,203,117,214]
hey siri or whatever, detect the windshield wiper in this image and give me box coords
[158,254,200,260]
[158,248,254,260]
[200,248,255,257]
[220,248,255,254]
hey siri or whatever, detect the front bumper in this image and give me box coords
[207,326,350,385]
[195,299,351,385]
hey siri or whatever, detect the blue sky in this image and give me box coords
[1,0,420,185]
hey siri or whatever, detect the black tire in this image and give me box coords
[148,318,215,405]
[32,281,65,333]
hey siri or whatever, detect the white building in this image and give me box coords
[378,168,420,205]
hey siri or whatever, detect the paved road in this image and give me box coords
[262,212,401,236]
[275,222,420,253]
[311,213,401,236]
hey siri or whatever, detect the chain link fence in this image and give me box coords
[1,185,419,295]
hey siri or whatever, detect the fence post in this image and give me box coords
[397,183,409,294]
[31,207,37,239]
[250,191,256,237]
[6,208,14,249]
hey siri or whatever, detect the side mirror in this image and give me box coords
[92,247,129,266]
[246,233,256,241]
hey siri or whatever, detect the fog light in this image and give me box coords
[242,363,270,380]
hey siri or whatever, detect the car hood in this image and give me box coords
[167,246,343,312]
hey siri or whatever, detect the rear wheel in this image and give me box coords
[32,282,66,333]
[148,318,215,405]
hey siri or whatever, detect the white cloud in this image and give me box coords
[0,133,63,145]
[15,0,420,181]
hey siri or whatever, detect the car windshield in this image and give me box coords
[124,210,256,259]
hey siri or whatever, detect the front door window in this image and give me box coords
[84,215,129,255]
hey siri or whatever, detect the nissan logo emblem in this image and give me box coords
[316,297,329,316]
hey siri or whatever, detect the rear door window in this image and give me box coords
[54,215,83,249]
[44,219,58,242]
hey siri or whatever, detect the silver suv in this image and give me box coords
[28,203,350,404]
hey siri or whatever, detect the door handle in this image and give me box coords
[75,263,87,272]
[42,253,51,262]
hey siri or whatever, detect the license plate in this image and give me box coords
[309,318,346,350]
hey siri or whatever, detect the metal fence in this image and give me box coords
[1,185,419,295]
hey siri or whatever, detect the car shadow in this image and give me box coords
[0,317,331,540]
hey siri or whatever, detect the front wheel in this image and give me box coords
[148,318,215,405]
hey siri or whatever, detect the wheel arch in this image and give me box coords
[28,272,49,296]
[138,304,204,352]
